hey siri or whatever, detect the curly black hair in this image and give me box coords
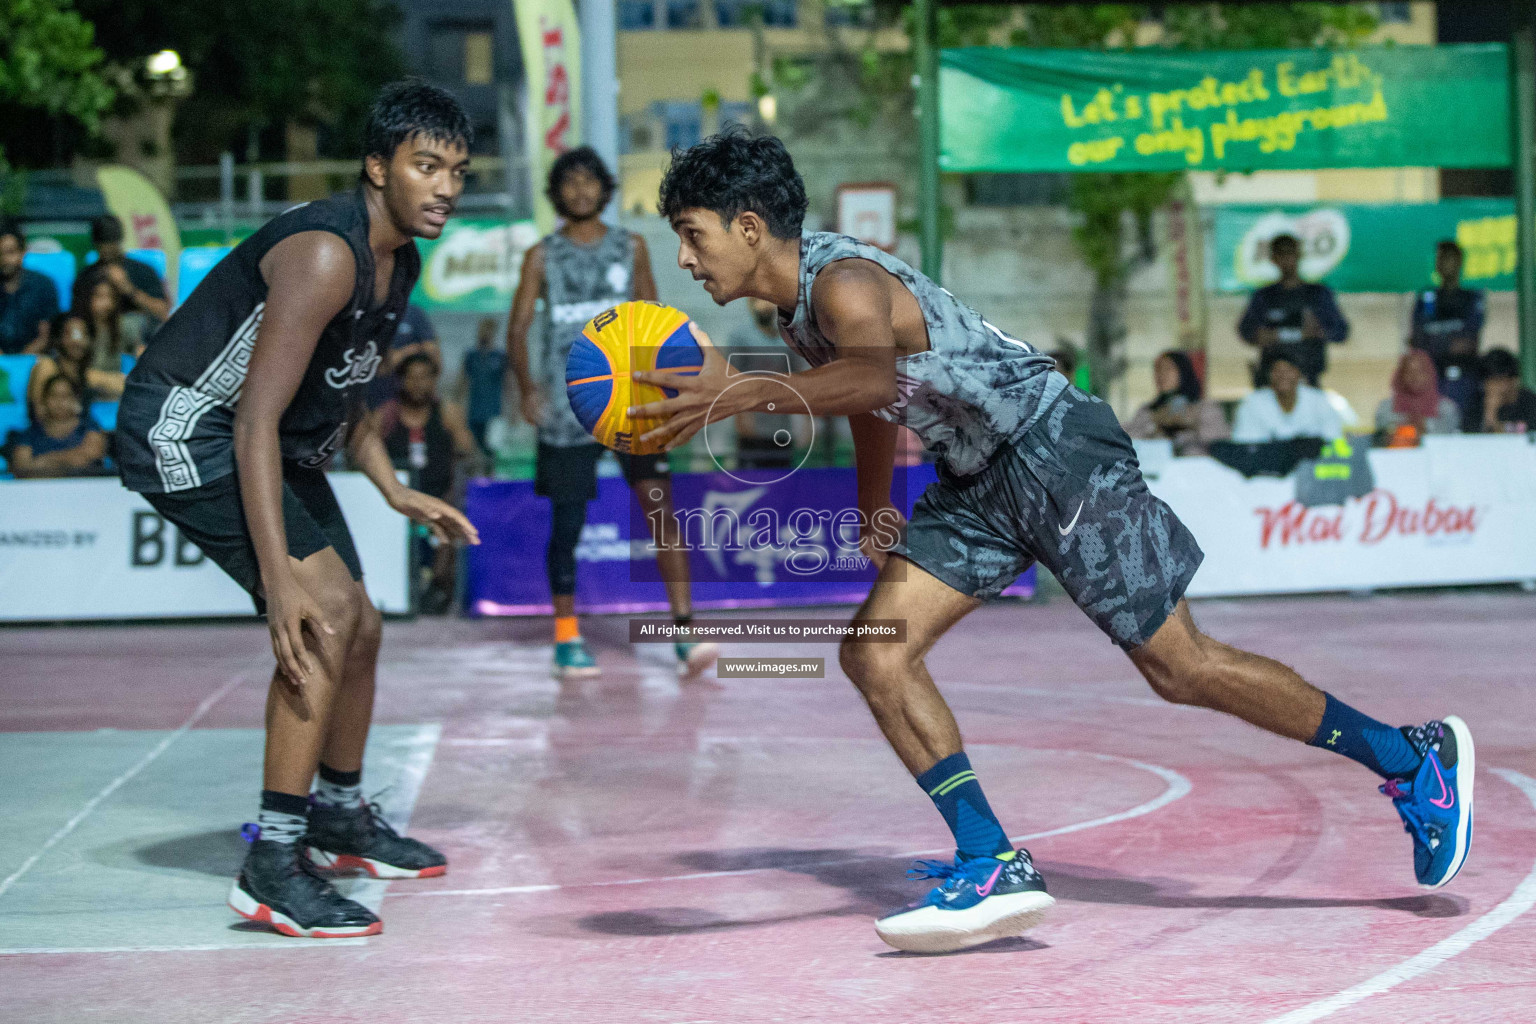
[363,80,473,171]
[547,146,617,219]
[658,126,807,240]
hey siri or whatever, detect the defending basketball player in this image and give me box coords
[115,82,479,938]
[631,128,1475,954]
[507,147,716,679]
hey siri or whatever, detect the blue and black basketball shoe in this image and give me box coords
[875,848,1054,953]
[1380,715,1475,889]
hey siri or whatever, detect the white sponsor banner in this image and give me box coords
[0,473,409,621]
[1149,435,1536,597]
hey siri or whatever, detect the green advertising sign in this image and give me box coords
[940,45,1511,174]
[1210,198,1518,295]
[411,218,539,313]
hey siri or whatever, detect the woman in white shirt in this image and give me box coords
[1232,349,1344,443]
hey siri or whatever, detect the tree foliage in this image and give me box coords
[0,0,115,209]
[71,0,407,161]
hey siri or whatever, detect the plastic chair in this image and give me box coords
[21,251,76,312]
[89,400,119,431]
[0,354,37,442]
[177,246,232,306]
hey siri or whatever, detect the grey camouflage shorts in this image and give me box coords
[894,387,1203,650]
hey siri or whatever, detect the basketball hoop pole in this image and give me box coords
[1512,1,1536,391]
[915,0,942,284]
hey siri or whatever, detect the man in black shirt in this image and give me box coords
[1474,348,1536,433]
[0,220,60,354]
[117,82,479,939]
[84,214,171,323]
[1238,233,1349,386]
[1409,240,1485,424]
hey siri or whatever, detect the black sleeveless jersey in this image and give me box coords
[117,188,420,493]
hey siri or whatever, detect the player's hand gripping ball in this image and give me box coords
[565,300,703,455]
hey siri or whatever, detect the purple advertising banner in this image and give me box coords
[465,464,1035,615]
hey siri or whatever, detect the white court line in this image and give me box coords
[400,750,1191,899]
[351,723,442,913]
[1263,767,1536,1024]
[0,940,365,954]
[0,671,251,903]
[0,723,440,957]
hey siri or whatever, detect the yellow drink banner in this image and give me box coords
[1211,199,1517,294]
[96,165,182,297]
[514,0,582,233]
[940,44,1511,174]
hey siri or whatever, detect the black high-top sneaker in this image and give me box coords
[228,837,382,938]
[306,801,448,879]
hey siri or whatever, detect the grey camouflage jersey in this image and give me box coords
[539,228,634,447]
[778,232,1064,476]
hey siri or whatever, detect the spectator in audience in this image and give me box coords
[85,214,170,323]
[1049,344,1077,382]
[0,219,59,355]
[1238,233,1349,386]
[1375,350,1460,443]
[27,312,126,413]
[8,375,107,478]
[368,302,441,408]
[1232,348,1343,443]
[459,316,506,453]
[375,353,479,612]
[1410,240,1485,427]
[1124,349,1229,456]
[1409,240,1484,372]
[1472,348,1536,434]
[71,273,136,368]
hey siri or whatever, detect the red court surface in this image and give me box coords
[2,590,1534,1023]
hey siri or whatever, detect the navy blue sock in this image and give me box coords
[915,752,1013,859]
[1308,693,1422,780]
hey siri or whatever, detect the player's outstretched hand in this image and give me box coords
[265,575,335,694]
[390,488,482,546]
[630,322,733,451]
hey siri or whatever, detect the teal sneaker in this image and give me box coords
[676,641,718,678]
[553,638,600,679]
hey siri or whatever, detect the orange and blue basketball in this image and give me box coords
[565,301,703,455]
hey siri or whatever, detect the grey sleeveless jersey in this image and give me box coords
[538,228,634,447]
[779,232,1064,476]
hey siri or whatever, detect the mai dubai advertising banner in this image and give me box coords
[941,44,1511,174]
[1211,198,1518,294]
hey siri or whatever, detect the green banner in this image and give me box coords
[410,218,539,313]
[941,45,1511,173]
[1210,198,1518,294]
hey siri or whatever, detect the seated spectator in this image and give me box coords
[0,219,60,355]
[1237,233,1348,386]
[1472,348,1536,434]
[71,273,136,367]
[368,302,441,408]
[28,312,126,413]
[1376,350,1460,444]
[1049,344,1077,381]
[1409,240,1484,375]
[1232,349,1343,443]
[8,375,108,478]
[374,354,479,612]
[1124,349,1229,456]
[86,214,169,323]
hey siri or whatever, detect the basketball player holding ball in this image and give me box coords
[632,128,1475,953]
[507,147,716,679]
